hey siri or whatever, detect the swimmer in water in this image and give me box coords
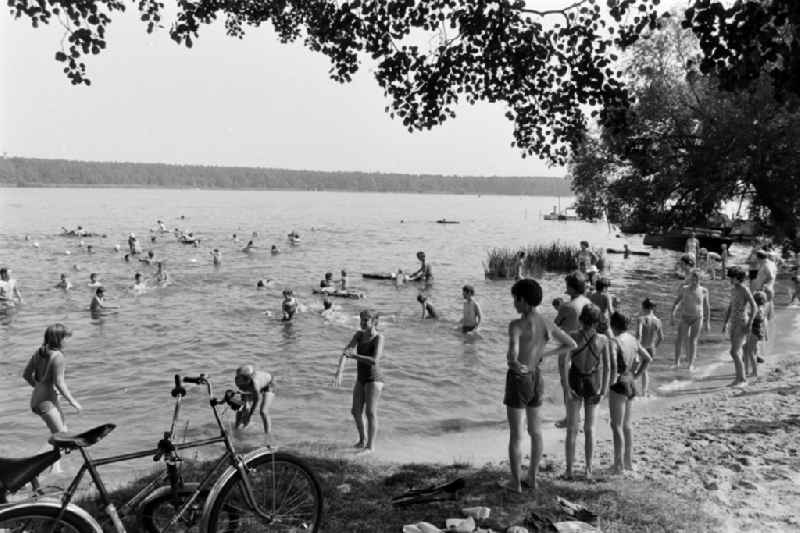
[320,272,334,289]
[0,267,24,305]
[86,244,94,254]
[140,250,156,265]
[123,254,130,263]
[153,262,168,285]
[90,287,118,313]
[242,240,256,253]
[234,364,275,436]
[113,244,121,252]
[282,289,298,321]
[131,272,147,293]
[417,293,438,319]
[395,269,405,288]
[340,270,349,290]
[55,273,72,290]
[88,273,102,288]
[461,284,482,333]
[270,245,280,255]
[211,249,222,266]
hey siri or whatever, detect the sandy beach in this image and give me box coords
[302,306,800,532]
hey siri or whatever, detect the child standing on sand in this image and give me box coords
[563,304,609,480]
[333,309,385,452]
[722,267,756,387]
[502,279,576,492]
[744,291,768,378]
[609,311,652,474]
[461,285,482,333]
[636,298,663,397]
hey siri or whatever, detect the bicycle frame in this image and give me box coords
[2,374,275,533]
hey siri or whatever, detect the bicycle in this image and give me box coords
[0,374,323,532]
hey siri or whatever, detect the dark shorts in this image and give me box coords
[610,374,638,400]
[749,269,758,280]
[503,369,543,409]
[461,324,477,333]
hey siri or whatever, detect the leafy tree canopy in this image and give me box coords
[569,14,800,239]
[7,0,662,165]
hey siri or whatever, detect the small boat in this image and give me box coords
[179,238,200,245]
[543,206,579,221]
[312,288,364,299]
[435,219,460,224]
[643,227,732,254]
[606,248,651,256]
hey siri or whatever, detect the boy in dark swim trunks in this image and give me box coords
[234,364,275,436]
[562,304,610,480]
[744,291,768,377]
[501,279,576,493]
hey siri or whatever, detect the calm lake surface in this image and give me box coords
[0,188,746,480]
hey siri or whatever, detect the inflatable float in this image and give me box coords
[312,288,364,299]
[605,248,651,256]
[362,272,423,281]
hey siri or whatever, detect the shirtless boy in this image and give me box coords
[90,287,118,313]
[0,267,24,305]
[55,274,72,290]
[670,269,710,370]
[282,289,298,321]
[461,285,482,333]
[501,279,576,493]
[234,365,275,435]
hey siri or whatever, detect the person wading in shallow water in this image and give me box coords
[23,324,83,434]
[333,309,386,453]
[670,269,710,371]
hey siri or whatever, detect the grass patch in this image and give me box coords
[84,444,718,532]
[484,242,605,278]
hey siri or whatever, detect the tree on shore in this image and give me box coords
[568,15,800,239]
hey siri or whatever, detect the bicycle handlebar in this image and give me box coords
[171,374,187,398]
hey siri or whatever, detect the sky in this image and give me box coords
[0,1,683,177]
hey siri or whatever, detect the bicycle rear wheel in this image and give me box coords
[205,452,322,533]
[0,504,97,533]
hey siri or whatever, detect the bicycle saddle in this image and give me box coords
[0,449,61,492]
[49,423,116,450]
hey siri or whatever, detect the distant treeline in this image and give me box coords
[0,157,571,196]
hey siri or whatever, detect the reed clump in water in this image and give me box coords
[484,242,605,278]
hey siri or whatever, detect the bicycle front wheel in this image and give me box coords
[0,504,98,533]
[206,452,322,533]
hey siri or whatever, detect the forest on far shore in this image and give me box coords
[0,157,571,197]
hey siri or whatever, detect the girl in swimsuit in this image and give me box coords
[609,312,652,474]
[722,267,756,387]
[22,324,82,434]
[333,309,385,452]
[562,304,609,480]
[743,291,768,378]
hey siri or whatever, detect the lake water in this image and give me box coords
[0,188,766,482]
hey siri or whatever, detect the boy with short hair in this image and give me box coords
[234,364,275,435]
[461,285,483,333]
[502,279,576,493]
[636,298,663,396]
[90,287,118,313]
[417,293,437,319]
[282,289,298,321]
[55,273,72,290]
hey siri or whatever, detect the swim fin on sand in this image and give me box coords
[391,477,465,506]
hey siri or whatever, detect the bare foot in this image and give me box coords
[522,478,537,492]
[733,381,748,388]
[357,447,373,455]
[688,364,696,372]
[353,441,365,449]
[584,468,593,480]
[555,418,568,429]
[497,480,522,493]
